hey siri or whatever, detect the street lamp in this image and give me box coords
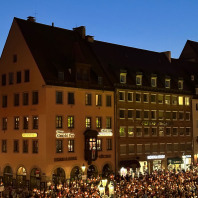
[98,181,104,196]
[108,181,114,198]
[81,164,86,173]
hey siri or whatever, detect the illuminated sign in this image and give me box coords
[98,129,113,136]
[141,121,172,126]
[147,155,165,160]
[22,133,37,138]
[56,130,75,138]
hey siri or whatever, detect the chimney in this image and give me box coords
[52,22,54,27]
[86,35,94,43]
[163,51,171,62]
[73,26,86,39]
[27,16,36,22]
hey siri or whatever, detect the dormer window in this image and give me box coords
[136,75,142,86]
[120,73,126,84]
[58,71,64,81]
[178,80,183,90]
[191,75,194,81]
[151,77,157,87]
[165,78,170,89]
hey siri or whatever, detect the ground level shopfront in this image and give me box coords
[119,154,192,176]
[1,163,113,190]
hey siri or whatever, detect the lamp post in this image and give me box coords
[108,181,114,198]
[81,164,86,182]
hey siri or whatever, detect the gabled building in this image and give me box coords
[0,17,115,189]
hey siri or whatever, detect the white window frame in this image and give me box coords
[165,79,171,88]
[136,75,142,86]
[120,73,126,84]
[151,77,157,87]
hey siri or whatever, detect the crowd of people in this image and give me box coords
[2,168,198,197]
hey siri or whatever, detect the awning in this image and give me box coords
[120,160,140,169]
[167,157,183,165]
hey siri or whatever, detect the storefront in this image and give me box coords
[52,168,65,186]
[3,166,13,186]
[30,168,41,190]
[181,155,192,170]
[167,157,182,171]
[119,160,140,176]
[147,155,165,173]
[139,161,148,173]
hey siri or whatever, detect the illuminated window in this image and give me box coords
[68,116,74,128]
[151,77,157,87]
[33,116,39,129]
[165,78,170,88]
[119,127,126,137]
[32,140,38,153]
[86,117,91,128]
[178,96,183,105]
[185,97,190,105]
[128,127,134,137]
[68,140,74,152]
[14,117,20,130]
[158,94,163,104]
[128,92,133,102]
[178,80,183,90]
[96,117,102,128]
[119,91,125,101]
[23,116,29,129]
[165,95,170,105]
[136,75,142,85]
[120,73,126,83]
[97,139,102,150]
[85,93,92,105]
[96,94,102,106]
[56,140,63,153]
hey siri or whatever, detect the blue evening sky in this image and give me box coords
[1,0,198,58]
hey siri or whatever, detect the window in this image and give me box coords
[152,143,158,153]
[2,140,7,153]
[180,143,185,152]
[159,127,164,136]
[160,143,165,153]
[128,109,133,119]
[178,80,183,90]
[14,117,19,129]
[68,116,74,128]
[165,78,170,88]
[106,117,111,129]
[120,144,126,155]
[106,95,111,107]
[158,111,164,120]
[32,140,38,153]
[165,127,171,136]
[85,93,92,105]
[9,72,14,85]
[179,127,185,136]
[58,71,64,80]
[68,140,74,152]
[165,111,171,120]
[179,112,184,120]
[144,110,149,119]
[178,96,183,105]
[68,92,75,105]
[186,127,190,136]
[98,76,103,85]
[185,97,190,105]
[96,117,102,128]
[23,92,29,105]
[97,139,102,151]
[56,116,62,129]
[2,74,6,86]
[136,110,141,119]
[107,139,112,150]
[145,144,151,154]
[137,144,143,154]
[14,93,20,106]
[24,70,30,82]
[150,94,156,103]
[2,95,7,108]
[172,96,177,105]
[14,140,19,153]
[23,140,28,153]
[119,91,125,101]
[144,127,149,136]
[120,73,126,83]
[158,95,163,104]
[172,112,177,120]
[33,116,39,129]
[2,118,7,130]
[167,143,173,153]
[32,91,38,105]
[136,75,142,85]
[151,77,157,87]
[172,127,178,136]
[56,140,63,153]
[119,127,126,137]
[119,109,125,119]
[186,142,192,152]
[16,71,21,83]
[151,110,156,120]
[151,128,157,136]
[13,54,17,63]
[165,95,170,105]
[143,93,149,103]
[174,143,179,152]
[56,91,63,104]
[128,92,133,102]
[135,93,141,102]
[96,94,102,106]
[186,112,190,121]
[23,116,29,129]
[129,144,135,154]
[136,127,142,137]
[128,127,134,137]
[86,117,91,128]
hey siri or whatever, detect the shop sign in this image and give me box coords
[185,155,191,158]
[141,121,172,126]
[56,130,75,138]
[168,158,182,164]
[98,129,113,136]
[54,156,77,162]
[99,154,111,158]
[147,155,165,160]
[22,133,37,138]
